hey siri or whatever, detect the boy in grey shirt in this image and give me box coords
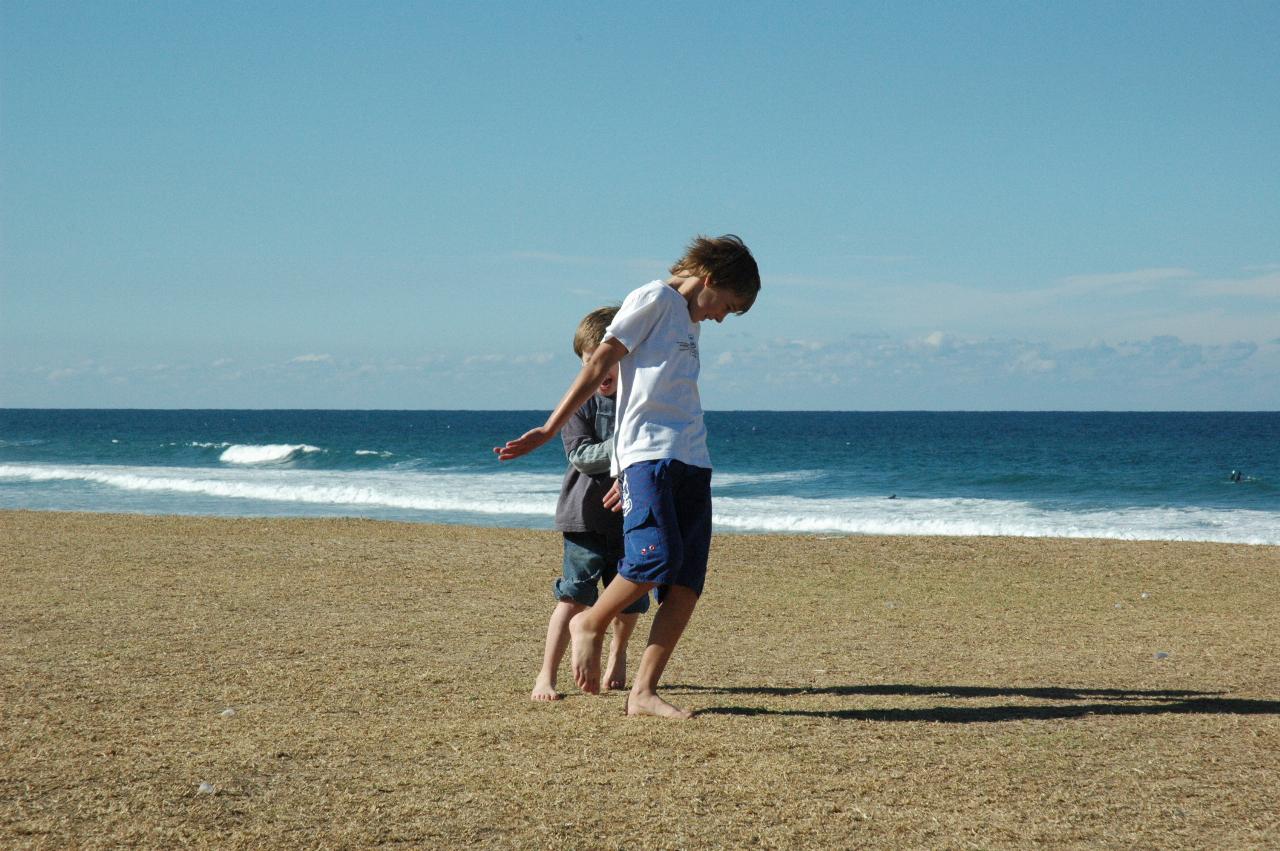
[532,307,649,701]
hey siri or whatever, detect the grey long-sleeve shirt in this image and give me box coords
[553,394,622,534]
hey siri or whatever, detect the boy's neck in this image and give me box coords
[667,273,705,304]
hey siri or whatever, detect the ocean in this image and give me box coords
[1,409,1277,545]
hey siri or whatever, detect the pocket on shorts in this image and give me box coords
[623,505,665,570]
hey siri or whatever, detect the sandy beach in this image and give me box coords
[2,509,1278,848]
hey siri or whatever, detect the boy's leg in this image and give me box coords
[600,529,647,692]
[577,459,695,697]
[626,584,698,719]
[551,531,611,696]
[532,600,584,701]
[623,462,711,718]
[602,612,640,691]
[568,577,652,694]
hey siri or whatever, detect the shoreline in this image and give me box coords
[4,505,1279,548]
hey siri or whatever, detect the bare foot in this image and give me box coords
[602,654,626,692]
[625,690,693,720]
[568,612,605,694]
[530,676,562,702]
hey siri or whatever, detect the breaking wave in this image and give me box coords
[0,463,558,518]
[2,462,1276,544]
[713,469,824,487]
[219,444,323,465]
[711,495,1280,545]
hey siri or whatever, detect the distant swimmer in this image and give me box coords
[1230,470,1243,483]
[888,494,897,500]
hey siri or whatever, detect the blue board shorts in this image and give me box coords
[555,530,650,614]
[618,459,713,600]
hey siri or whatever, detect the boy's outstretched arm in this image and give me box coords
[494,338,628,461]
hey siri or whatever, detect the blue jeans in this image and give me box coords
[554,530,650,613]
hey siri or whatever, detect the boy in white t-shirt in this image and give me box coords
[496,235,760,719]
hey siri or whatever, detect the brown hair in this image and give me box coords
[573,305,619,358]
[670,234,760,313]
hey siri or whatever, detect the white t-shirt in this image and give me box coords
[603,280,711,476]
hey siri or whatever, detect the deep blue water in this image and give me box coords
[1,409,1277,543]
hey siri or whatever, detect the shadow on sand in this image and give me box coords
[670,683,1280,723]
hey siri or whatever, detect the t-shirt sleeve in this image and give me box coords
[561,399,596,458]
[603,284,665,354]
[567,434,613,475]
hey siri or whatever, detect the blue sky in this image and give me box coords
[2,1,1277,410]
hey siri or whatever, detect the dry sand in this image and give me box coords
[2,509,1278,849]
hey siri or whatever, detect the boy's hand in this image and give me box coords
[602,479,622,512]
[494,427,553,461]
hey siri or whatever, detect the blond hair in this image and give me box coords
[573,305,619,358]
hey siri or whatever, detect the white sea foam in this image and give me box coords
[713,469,824,487]
[710,494,1280,545]
[2,462,1276,544]
[219,444,323,465]
[190,441,232,449]
[355,450,393,457]
[0,463,558,518]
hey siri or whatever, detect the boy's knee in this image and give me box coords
[654,582,700,608]
[553,576,598,607]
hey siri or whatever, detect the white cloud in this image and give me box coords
[698,331,1278,409]
[773,337,827,351]
[1012,349,1056,374]
[798,265,1277,347]
[464,352,555,366]
[921,331,952,349]
[1105,306,1278,345]
[290,353,333,363]
[512,352,554,365]
[8,328,1276,409]
[1058,268,1196,291]
[464,354,505,365]
[1190,271,1280,299]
